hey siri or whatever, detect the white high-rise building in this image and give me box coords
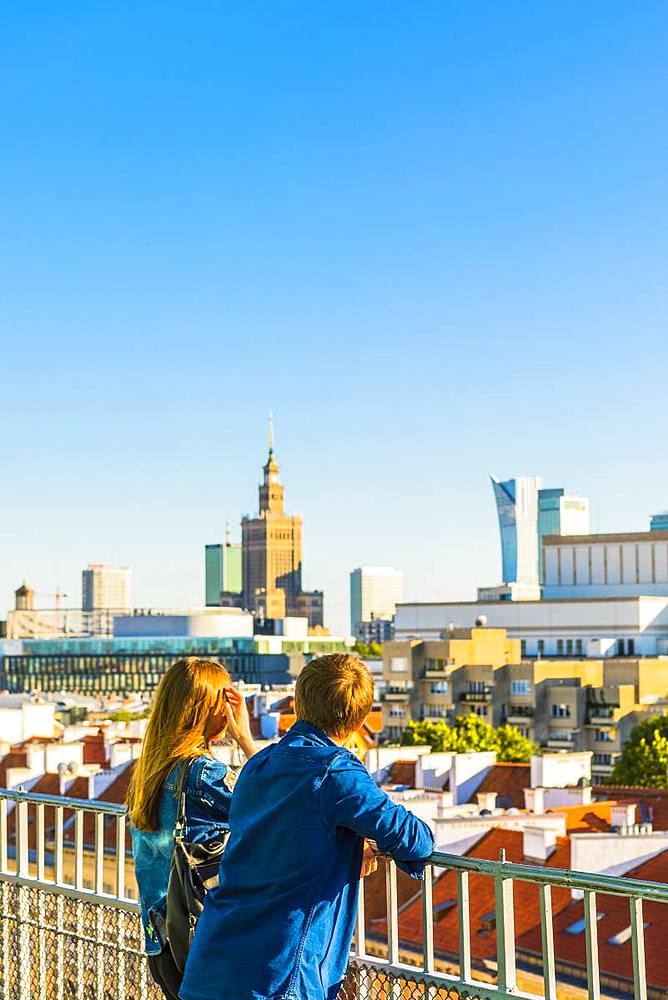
[82,564,132,611]
[350,566,403,637]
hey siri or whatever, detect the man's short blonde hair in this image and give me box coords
[294,653,375,739]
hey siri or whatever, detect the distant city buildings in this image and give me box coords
[350,566,403,641]
[487,476,590,600]
[542,529,668,599]
[212,418,324,628]
[82,564,131,611]
[381,623,668,779]
[394,594,668,657]
[205,538,242,606]
[650,511,668,532]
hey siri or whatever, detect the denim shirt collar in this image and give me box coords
[286,720,338,747]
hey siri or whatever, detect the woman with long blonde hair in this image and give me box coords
[128,657,257,1000]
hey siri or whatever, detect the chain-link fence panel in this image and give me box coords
[341,961,482,1000]
[0,882,162,1000]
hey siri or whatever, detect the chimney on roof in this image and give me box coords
[524,787,545,814]
[523,827,557,862]
[87,772,97,799]
[476,792,497,811]
[611,803,637,832]
[57,760,78,796]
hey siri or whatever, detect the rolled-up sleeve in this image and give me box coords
[320,752,434,878]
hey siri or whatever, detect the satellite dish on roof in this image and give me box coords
[476,615,488,628]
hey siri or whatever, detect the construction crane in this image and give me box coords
[36,588,70,611]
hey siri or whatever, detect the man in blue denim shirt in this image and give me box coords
[180,654,434,1000]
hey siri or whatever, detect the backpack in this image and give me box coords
[165,759,229,972]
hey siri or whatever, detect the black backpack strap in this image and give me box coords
[173,758,194,841]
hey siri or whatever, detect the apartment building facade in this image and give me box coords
[382,626,668,780]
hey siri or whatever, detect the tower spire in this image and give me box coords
[268,410,274,456]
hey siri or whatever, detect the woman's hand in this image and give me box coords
[224,687,258,760]
[361,840,378,878]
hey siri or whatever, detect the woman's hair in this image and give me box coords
[127,656,231,831]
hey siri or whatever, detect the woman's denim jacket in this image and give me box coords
[130,755,232,954]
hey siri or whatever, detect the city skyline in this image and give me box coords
[1,4,667,634]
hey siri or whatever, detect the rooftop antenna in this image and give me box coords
[225,520,232,546]
[268,410,274,456]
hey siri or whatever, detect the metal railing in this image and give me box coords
[2,786,668,1000]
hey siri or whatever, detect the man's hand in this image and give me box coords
[361,840,378,878]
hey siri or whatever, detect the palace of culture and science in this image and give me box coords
[207,420,324,628]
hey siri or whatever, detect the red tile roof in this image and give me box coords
[594,786,668,831]
[469,763,530,809]
[371,828,573,963]
[517,849,668,993]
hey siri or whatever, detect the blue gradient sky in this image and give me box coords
[1,2,667,633]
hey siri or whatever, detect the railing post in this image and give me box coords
[355,875,366,959]
[385,858,399,966]
[422,863,434,974]
[630,896,647,1000]
[584,889,601,1000]
[457,869,472,983]
[115,814,126,898]
[495,851,517,995]
[0,798,7,873]
[14,788,29,877]
[539,883,557,1000]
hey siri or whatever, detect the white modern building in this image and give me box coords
[394,595,668,657]
[350,566,403,636]
[82,564,132,611]
[542,530,668,599]
[113,607,254,638]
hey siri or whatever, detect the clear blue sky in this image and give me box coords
[1,2,667,633]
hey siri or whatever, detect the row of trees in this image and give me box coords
[400,715,535,762]
[397,713,668,787]
[608,716,668,788]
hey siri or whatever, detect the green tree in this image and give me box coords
[400,715,534,762]
[608,716,668,788]
[353,641,383,659]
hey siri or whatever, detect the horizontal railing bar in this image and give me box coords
[429,850,668,902]
[350,958,539,1000]
[0,871,139,912]
[6,787,668,904]
[0,788,126,815]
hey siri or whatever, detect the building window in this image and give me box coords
[390,658,407,673]
[429,681,448,695]
[575,639,584,655]
[537,640,545,657]
[593,753,612,766]
[389,707,405,718]
[551,704,571,718]
[596,729,614,742]
[468,681,486,693]
[520,640,527,657]
[627,639,635,655]
[556,640,564,655]
[511,680,531,696]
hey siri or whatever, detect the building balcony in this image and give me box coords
[459,690,492,703]
[2,787,668,1000]
[505,705,535,720]
[383,688,411,701]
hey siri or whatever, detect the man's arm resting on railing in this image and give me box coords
[320,753,435,878]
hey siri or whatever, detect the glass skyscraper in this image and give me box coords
[491,476,543,587]
[491,477,590,590]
